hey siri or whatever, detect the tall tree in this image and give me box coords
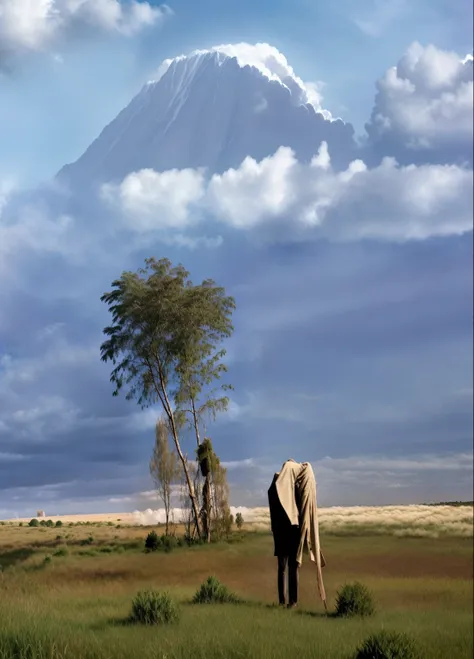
[150,417,180,535]
[100,257,235,539]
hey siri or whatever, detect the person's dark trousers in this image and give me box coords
[277,554,299,606]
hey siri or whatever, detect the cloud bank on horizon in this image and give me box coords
[0,8,472,518]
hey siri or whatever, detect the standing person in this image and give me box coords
[268,459,327,611]
[268,473,301,607]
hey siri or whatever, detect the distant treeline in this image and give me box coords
[424,501,474,507]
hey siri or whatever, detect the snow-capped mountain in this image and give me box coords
[57,44,356,188]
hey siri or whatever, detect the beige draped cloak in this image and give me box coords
[273,459,327,607]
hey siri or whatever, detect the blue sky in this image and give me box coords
[0,0,472,517]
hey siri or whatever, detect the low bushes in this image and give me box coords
[354,630,418,658]
[130,590,180,625]
[335,582,375,618]
[192,576,241,604]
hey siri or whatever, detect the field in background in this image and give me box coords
[0,508,472,659]
[3,503,473,538]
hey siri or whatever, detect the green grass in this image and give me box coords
[0,529,472,659]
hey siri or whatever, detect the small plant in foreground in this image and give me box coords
[335,582,375,618]
[355,630,418,659]
[192,576,240,604]
[130,590,180,625]
[145,530,160,552]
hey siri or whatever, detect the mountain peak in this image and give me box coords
[147,43,331,117]
[57,42,355,189]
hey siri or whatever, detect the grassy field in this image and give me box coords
[0,516,472,659]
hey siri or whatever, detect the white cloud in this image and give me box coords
[0,199,74,270]
[0,0,171,68]
[101,166,205,231]
[366,42,473,151]
[107,142,473,243]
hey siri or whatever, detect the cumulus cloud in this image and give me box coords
[101,166,205,230]
[0,0,171,69]
[366,42,473,157]
[105,142,473,242]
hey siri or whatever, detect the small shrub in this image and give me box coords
[161,534,177,553]
[80,536,94,546]
[355,630,418,659]
[235,512,244,529]
[45,519,54,527]
[42,555,52,566]
[28,519,39,527]
[145,530,160,552]
[335,582,375,618]
[130,590,180,625]
[19,522,23,527]
[53,548,68,557]
[55,520,63,527]
[192,576,240,604]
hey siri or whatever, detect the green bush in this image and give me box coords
[53,547,68,557]
[80,536,94,546]
[235,512,244,529]
[161,534,177,553]
[45,519,54,527]
[28,518,39,527]
[335,582,375,618]
[355,630,418,658]
[192,576,240,604]
[55,520,63,527]
[144,530,160,552]
[130,590,180,625]
[42,555,52,566]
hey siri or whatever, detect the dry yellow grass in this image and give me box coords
[2,503,472,538]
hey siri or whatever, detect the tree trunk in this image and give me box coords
[155,364,202,539]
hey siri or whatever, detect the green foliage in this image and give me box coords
[55,521,63,527]
[42,555,52,566]
[80,536,94,546]
[161,534,178,553]
[144,530,160,552]
[52,548,68,557]
[335,582,376,618]
[235,512,244,529]
[28,519,39,527]
[45,520,54,528]
[354,630,418,658]
[192,576,240,604]
[99,256,234,418]
[130,590,180,625]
